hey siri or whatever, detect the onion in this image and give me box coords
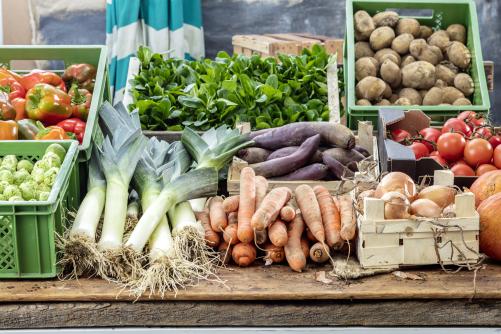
[410,199,442,218]
[470,170,501,207]
[478,192,501,261]
[442,203,456,218]
[375,172,417,200]
[381,191,410,219]
[417,185,456,209]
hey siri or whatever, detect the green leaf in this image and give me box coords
[222,79,237,91]
[265,74,278,89]
[178,95,204,108]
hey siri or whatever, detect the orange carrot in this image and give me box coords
[251,187,292,231]
[232,242,257,267]
[284,213,306,272]
[268,219,288,247]
[300,238,310,260]
[255,176,268,209]
[255,229,268,245]
[218,241,232,265]
[223,195,240,213]
[306,228,317,242]
[280,203,296,222]
[339,194,356,241]
[263,243,285,264]
[195,209,220,247]
[313,185,341,247]
[309,242,330,263]
[209,196,228,232]
[237,167,256,243]
[294,184,325,243]
[223,222,239,245]
[228,211,238,225]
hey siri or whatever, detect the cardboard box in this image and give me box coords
[378,108,476,188]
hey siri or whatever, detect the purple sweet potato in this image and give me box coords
[270,163,329,181]
[237,147,271,163]
[353,145,371,157]
[322,148,365,166]
[267,147,323,163]
[322,155,354,179]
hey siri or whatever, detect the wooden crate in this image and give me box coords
[232,33,344,65]
[227,121,377,195]
[357,170,480,270]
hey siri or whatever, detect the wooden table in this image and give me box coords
[1,263,501,329]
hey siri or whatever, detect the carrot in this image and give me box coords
[255,176,268,209]
[263,243,285,264]
[300,238,310,260]
[284,213,306,272]
[223,195,240,213]
[294,184,325,243]
[223,222,239,245]
[209,196,227,232]
[306,228,317,242]
[237,167,256,243]
[313,185,342,247]
[232,243,257,267]
[255,229,268,245]
[309,242,330,263]
[279,203,296,222]
[195,209,220,247]
[228,211,238,225]
[268,219,288,247]
[218,241,233,265]
[251,187,292,231]
[338,194,356,241]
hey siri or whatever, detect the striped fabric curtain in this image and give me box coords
[106,0,205,102]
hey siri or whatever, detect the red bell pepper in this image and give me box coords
[11,97,26,120]
[25,83,72,125]
[0,77,25,100]
[0,92,16,120]
[69,85,91,121]
[57,118,86,143]
[20,70,66,92]
[62,63,96,92]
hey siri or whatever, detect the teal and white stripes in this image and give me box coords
[106,0,205,102]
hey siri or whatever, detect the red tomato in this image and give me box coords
[441,118,472,137]
[410,142,429,159]
[476,164,498,176]
[449,159,467,167]
[489,135,501,149]
[494,145,501,169]
[418,127,441,153]
[457,111,486,130]
[451,163,475,176]
[430,154,447,167]
[429,151,440,157]
[472,127,493,139]
[437,132,466,161]
[390,129,411,143]
[464,138,493,168]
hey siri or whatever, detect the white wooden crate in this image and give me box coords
[357,170,480,270]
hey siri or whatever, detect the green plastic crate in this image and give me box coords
[0,140,79,278]
[0,45,110,162]
[345,0,490,129]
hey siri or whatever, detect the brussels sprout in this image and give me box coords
[34,160,51,171]
[13,169,30,185]
[17,159,34,173]
[0,169,13,184]
[43,167,60,187]
[0,194,6,201]
[38,191,50,201]
[4,185,21,199]
[42,153,61,169]
[31,167,45,184]
[19,181,37,200]
[8,195,24,202]
[38,183,51,193]
[0,181,9,194]
[45,144,66,162]
[2,155,17,165]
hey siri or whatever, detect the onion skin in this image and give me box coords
[478,192,501,260]
[417,185,456,209]
[381,191,410,219]
[470,170,501,207]
[410,198,442,218]
[375,172,417,200]
[442,203,456,218]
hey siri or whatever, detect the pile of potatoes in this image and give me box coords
[353,10,474,106]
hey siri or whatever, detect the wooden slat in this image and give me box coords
[232,35,297,56]
[293,33,344,64]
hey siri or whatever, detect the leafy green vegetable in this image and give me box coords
[130,45,337,131]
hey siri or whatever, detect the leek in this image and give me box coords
[126,190,140,220]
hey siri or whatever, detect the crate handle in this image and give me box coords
[386,8,434,19]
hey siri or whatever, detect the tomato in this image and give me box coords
[409,142,429,159]
[494,145,501,169]
[441,118,472,137]
[476,164,498,176]
[430,154,447,167]
[418,127,441,153]
[464,138,493,168]
[429,151,440,157]
[451,163,475,176]
[458,111,486,130]
[472,127,493,139]
[437,132,466,161]
[489,135,501,149]
[390,129,411,143]
[449,159,467,167]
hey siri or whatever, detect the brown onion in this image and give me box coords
[410,198,442,218]
[381,191,410,219]
[442,203,456,218]
[375,172,417,200]
[417,185,456,209]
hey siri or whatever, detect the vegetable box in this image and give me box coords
[344,0,490,129]
[378,108,477,187]
[357,170,479,270]
[227,121,377,195]
[0,140,79,278]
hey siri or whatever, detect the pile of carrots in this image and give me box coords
[196,167,357,272]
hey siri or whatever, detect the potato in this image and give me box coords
[453,97,472,106]
[435,64,457,85]
[355,42,374,60]
[446,41,471,69]
[383,83,392,99]
[400,55,416,68]
[376,99,392,106]
[373,11,399,28]
[427,30,450,52]
[399,88,422,105]
[369,27,395,50]
[423,87,443,105]
[454,73,474,96]
[374,48,401,66]
[354,10,375,40]
[356,76,387,101]
[394,97,411,106]
[401,61,436,89]
[391,33,414,55]
[356,99,372,106]
[396,18,420,37]
[442,86,465,104]
[380,59,401,88]
[409,39,443,65]
[440,60,459,73]
[389,94,399,103]
[434,79,448,88]
[355,57,379,81]
[419,26,433,39]
[447,24,466,44]
[419,90,428,99]
[355,30,368,42]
